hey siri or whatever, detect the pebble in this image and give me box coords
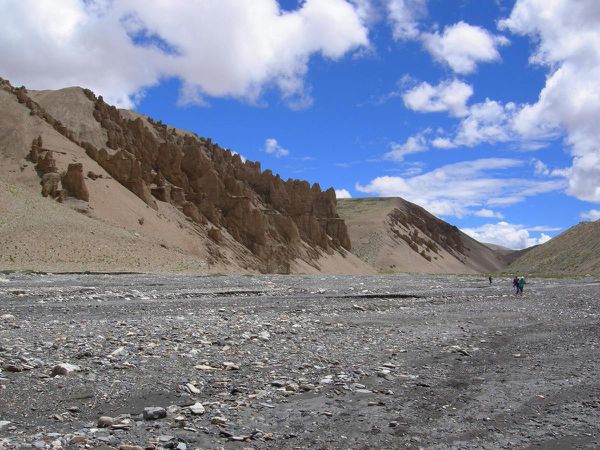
[223,361,240,370]
[185,383,200,394]
[97,416,114,428]
[211,416,228,426]
[285,382,299,392]
[143,407,167,420]
[258,331,271,341]
[50,363,82,377]
[188,403,205,415]
[118,445,143,450]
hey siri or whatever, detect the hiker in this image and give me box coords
[489,275,493,285]
[517,276,526,295]
[512,276,519,294]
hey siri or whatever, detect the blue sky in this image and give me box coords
[2,0,600,249]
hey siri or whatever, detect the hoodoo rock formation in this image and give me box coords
[61,163,89,202]
[82,93,352,271]
[0,77,355,273]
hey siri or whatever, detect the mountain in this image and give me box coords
[483,243,530,265]
[336,197,509,274]
[508,220,600,276]
[0,77,372,274]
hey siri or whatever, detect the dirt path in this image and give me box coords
[1,274,599,449]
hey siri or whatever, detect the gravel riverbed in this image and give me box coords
[1,273,599,449]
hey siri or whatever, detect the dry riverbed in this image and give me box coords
[1,273,599,449]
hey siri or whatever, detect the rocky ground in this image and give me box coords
[1,273,599,449]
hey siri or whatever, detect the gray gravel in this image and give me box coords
[1,273,599,449]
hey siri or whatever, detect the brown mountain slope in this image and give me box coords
[508,220,600,276]
[337,197,509,274]
[0,77,371,274]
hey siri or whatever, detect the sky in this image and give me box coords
[1,0,600,249]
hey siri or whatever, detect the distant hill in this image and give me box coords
[508,220,600,276]
[337,197,510,274]
[484,243,533,265]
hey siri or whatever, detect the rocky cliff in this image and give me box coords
[0,77,363,274]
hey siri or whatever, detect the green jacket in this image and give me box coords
[517,278,526,288]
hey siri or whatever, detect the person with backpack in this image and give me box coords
[516,276,526,295]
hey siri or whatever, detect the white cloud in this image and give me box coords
[500,0,600,203]
[474,208,504,219]
[527,225,561,232]
[402,79,473,117]
[386,0,427,41]
[454,99,516,147]
[0,0,369,108]
[533,159,550,176]
[384,133,428,161]
[356,158,564,218]
[422,21,509,74]
[431,137,456,149]
[335,188,352,198]
[580,209,600,221]
[462,221,553,250]
[263,138,290,158]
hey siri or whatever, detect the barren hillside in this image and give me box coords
[508,220,600,276]
[337,197,509,274]
[0,77,371,274]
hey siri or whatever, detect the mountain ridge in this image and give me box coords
[0,77,371,274]
[337,197,509,274]
[508,220,600,276]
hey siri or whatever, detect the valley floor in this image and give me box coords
[1,273,599,449]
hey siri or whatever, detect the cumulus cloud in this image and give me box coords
[422,21,509,74]
[263,138,290,158]
[386,0,427,41]
[431,137,456,149]
[580,209,600,221]
[335,188,352,198]
[533,159,550,176]
[462,222,553,250]
[384,133,428,161]
[356,158,564,218]
[474,209,504,219]
[402,79,473,117]
[454,99,516,147]
[0,0,369,108]
[500,0,600,203]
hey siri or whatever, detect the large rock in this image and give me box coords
[61,163,89,201]
[51,363,82,376]
[143,407,167,420]
[41,172,62,199]
[35,150,57,175]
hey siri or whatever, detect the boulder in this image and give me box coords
[51,363,82,376]
[61,163,89,201]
